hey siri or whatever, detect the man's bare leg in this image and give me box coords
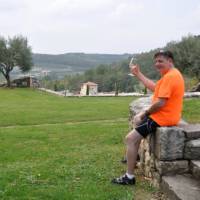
[125,130,143,175]
[112,129,143,185]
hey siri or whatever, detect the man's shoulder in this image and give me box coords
[165,68,183,79]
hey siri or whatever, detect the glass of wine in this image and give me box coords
[128,57,135,77]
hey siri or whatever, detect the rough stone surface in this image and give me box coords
[129,96,151,115]
[129,97,200,199]
[155,160,189,175]
[190,160,200,180]
[129,97,151,129]
[151,171,162,188]
[182,124,200,139]
[154,127,185,160]
[177,119,188,126]
[139,137,153,177]
[184,138,200,160]
[138,136,159,178]
[161,174,200,200]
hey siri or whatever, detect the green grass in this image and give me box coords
[0,122,155,200]
[0,88,132,126]
[183,98,200,123]
[0,88,155,200]
[0,88,199,200]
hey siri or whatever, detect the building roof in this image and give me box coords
[12,76,38,81]
[82,81,98,86]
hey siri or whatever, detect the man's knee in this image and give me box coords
[125,130,142,145]
[133,115,142,127]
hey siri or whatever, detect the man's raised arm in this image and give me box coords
[130,64,156,92]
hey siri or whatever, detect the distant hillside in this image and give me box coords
[32,53,130,78]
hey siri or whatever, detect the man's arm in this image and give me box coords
[136,72,156,92]
[130,64,156,92]
[134,98,167,123]
[145,98,167,115]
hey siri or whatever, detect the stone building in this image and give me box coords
[80,82,98,96]
[12,76,40,88]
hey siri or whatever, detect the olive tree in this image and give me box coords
[0,35,33,87]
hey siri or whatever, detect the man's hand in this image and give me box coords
[130,64,140,77]
[133,111,146,126]
[129,64,156,91]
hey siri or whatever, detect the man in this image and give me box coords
[112,50,185,185]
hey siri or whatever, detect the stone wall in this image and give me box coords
[129,96,200,188]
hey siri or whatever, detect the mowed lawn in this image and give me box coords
[0,89,154,200]
[0,88,199,200]
[0,89,133,127]
[182,98,200,123]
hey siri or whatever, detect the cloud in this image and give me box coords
[0,0,26,12]
[0,0,200,54]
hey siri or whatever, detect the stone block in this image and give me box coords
[190,160,200,180]
[161,174,200,200]
[151,171,161,188]
[138,139,145,170]
[182,124,200,140]
[144,137,150,151]
[155,160,189,175]
[154,127,185,160]
[129,97,151,116]
[184,138,200,160]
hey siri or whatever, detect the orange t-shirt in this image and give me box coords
[150,68,185,126]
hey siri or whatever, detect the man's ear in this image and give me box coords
[168,58,174,66]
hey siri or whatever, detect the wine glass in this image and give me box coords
[128,57,135,77]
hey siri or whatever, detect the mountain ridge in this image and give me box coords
[32,52,131,70]
[29,52,131,79]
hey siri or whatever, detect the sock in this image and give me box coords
[126,172,134,179]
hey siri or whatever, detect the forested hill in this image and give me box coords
[59,35,200,93]
[32,53,130,73]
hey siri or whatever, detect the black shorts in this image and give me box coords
[135,116,160,138]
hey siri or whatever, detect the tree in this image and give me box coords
[0,35,33,87]
[167,35,200,81]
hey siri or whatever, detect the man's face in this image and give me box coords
[154,55,172,75]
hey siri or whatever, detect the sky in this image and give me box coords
[1,0,200,54]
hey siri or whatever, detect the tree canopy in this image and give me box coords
[0,35,33,87]
[167,35,200,81]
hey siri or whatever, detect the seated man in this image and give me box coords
[112,50,185,185]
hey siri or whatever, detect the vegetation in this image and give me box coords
[0,89,134,126]
[56,34,200,93]
[167,35,200,81]
[0,88,199,199]
[41,60,144,93]
[3,34,198,92]
[0,88,155,200]
[33,53,130,73]
[183,98,200,123]
[0,35,33,87]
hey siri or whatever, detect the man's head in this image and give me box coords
[154,50,174,75]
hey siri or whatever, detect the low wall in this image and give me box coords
[129,97,200,187]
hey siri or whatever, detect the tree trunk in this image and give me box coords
[86,85,89,95]
[5,73,11,87]
[114,82,118,96]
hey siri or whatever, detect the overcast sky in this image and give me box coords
[1,0,200,54]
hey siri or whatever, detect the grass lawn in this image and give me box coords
[183,98,200,123]
[0,88,133,126]
[0,88,154,200]
[0,88,199,200]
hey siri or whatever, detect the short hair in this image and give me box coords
[154,50,174,62]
